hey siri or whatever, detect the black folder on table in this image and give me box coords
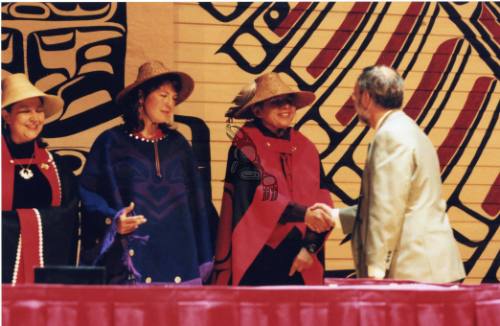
[34,266,106,285]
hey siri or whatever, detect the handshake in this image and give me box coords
[304,203,336,233]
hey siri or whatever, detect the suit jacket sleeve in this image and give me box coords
[365,129,414,273]
[338,205,357,235]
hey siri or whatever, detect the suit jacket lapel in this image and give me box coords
[353,111,398,276]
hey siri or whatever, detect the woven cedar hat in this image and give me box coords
[116,60,194,105]
[228,72,315,119]
[1,73,64,118]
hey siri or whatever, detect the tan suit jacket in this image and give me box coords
[339,111,465,282]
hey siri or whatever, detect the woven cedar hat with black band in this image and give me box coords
[115,60,194,106]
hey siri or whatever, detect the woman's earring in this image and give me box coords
[137,98,145,114]
[225,117,239,140]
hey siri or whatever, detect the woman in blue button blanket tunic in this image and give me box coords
[79,61,214,284]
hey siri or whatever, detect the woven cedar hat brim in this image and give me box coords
[1,73,64,119]
[233,72,315,119]
[234,90,315,119]
[115,61,194,106]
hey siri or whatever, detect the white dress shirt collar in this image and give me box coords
[375,109,398,131]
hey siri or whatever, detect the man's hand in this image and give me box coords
[289,248,314,276]
[115,202,147,235]
[310,203,338,229]
[305,205,334,233]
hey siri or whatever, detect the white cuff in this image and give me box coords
[367,265,386,279]
[330,208,341,231]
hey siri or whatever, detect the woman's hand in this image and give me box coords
[305,206,334,233]
[115,202,147,235]
[289,248,314,276]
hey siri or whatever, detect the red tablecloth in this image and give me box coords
[2,280,499,326]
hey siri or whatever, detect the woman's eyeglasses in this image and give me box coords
[268,96,294,107]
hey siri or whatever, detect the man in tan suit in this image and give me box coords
[314,65,465,282]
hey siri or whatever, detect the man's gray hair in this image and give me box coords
[357,65,404,109]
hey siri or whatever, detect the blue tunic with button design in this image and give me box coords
[79,125,214,284]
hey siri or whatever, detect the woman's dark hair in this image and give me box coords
[2,97,48,148]
[121,75,182,133]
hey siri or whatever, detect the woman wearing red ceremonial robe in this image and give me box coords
[2,73,79,284]
[213,72,334,286]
